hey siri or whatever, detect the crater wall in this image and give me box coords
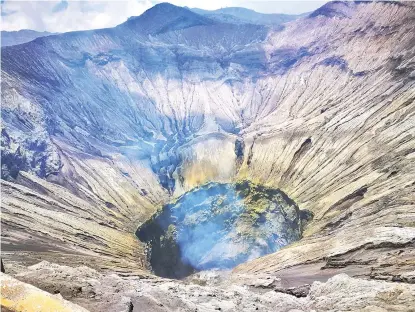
[1,1,414,283]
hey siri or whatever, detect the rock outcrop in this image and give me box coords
[0,272,90,312]
[1,1,415,310]
[4,261,415,312]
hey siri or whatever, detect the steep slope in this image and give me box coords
[1,0,415,291]
[0,2,270,272]
[233,1,415,280]
[1,30,55,47]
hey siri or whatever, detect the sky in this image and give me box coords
[0,0,328,33]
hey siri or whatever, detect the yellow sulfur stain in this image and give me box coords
[2,292,72,312]
[182,161,219,189]
[1,274,89,312]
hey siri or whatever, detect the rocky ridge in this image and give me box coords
[189,7,303,26]
[1,30,56,47]
[2,261,415,312]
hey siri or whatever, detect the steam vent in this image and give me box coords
[2,1,415,311]
[137,181,312,278]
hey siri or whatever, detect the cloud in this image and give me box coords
[240,0,329,15]
[0,0,326,33]
[1,1,155,32]
[1,8,17,16]
[52,0,69,13]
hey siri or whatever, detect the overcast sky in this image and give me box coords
[1,0,328,32]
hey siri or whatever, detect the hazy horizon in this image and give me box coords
[1,0,328,32]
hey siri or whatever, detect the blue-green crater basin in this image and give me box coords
[136,181,312,278]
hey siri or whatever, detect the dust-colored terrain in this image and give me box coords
[1,1,415,311]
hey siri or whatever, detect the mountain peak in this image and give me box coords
[122,2,214,35]
[140,2,185,16]
[150,2,181,10]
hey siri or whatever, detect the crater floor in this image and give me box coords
[137,181,312,278]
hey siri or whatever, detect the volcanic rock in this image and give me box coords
[1,1,415,311]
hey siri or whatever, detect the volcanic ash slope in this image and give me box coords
[1,0,415,304]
